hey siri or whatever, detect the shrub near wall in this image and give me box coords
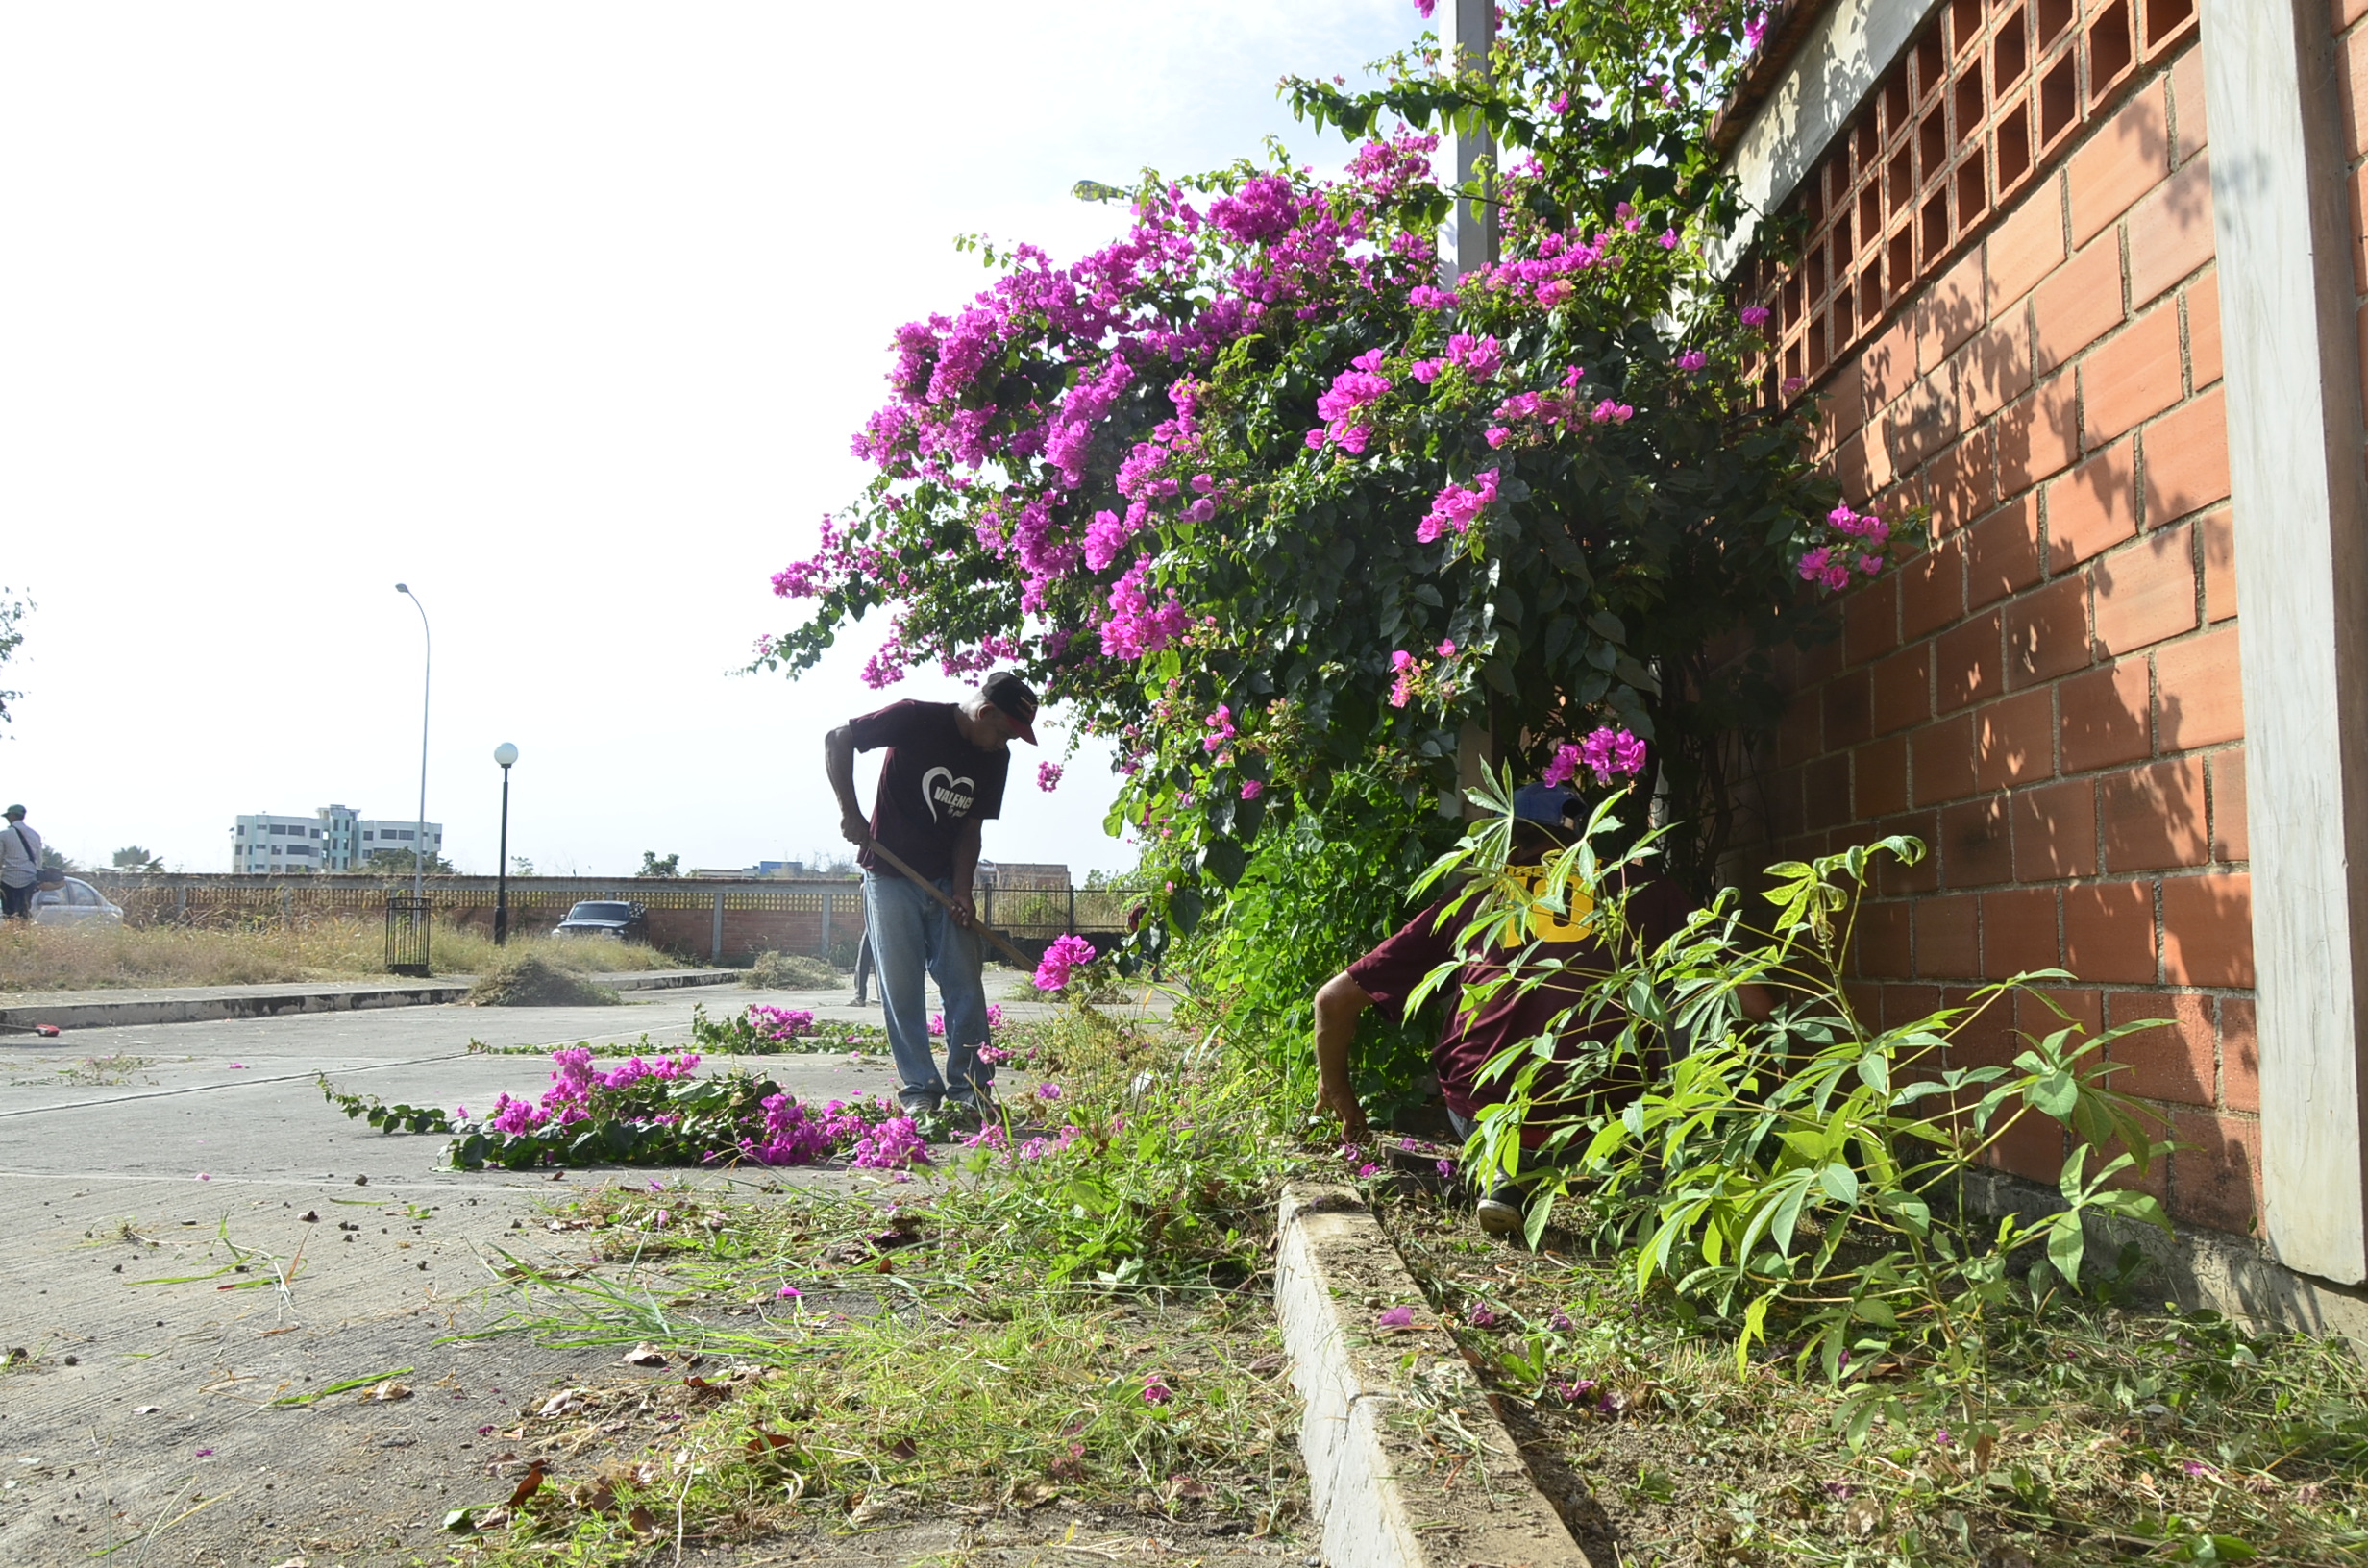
[1752,33,2255,1237]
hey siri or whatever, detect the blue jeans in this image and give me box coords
[863,870,992,1108]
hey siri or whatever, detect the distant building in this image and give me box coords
[231,804,443,873]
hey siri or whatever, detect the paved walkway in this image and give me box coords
[0,981,1186,1566]
[0,967,742,1030]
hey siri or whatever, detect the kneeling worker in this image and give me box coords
[1312,780,1711,1235]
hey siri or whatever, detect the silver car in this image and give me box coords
[31,876,125,926]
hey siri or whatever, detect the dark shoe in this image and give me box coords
[898,1091,942,1119]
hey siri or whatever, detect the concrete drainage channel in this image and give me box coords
[0,968,740,1031]
[1274,1182,1592,1568]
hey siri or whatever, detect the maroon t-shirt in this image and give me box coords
[847,700,1009,883]
[1347,873,1696,1120]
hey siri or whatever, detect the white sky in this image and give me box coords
[0,1,1421,877]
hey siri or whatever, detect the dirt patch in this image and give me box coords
[470,956,620,1008]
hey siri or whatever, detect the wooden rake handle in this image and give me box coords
[861,838,1036,970]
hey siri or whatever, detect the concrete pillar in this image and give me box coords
[2201,0,2368,1284]
[710,890,725,964]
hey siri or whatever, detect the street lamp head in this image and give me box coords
[395,582,409,594]
[494,742,519,769]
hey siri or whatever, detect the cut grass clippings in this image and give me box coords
[435,1005,1311,1563]
[1376,1189,2368,1567]
[470,954,623,1008]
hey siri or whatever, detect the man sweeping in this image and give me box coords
[825,672,1038,1125]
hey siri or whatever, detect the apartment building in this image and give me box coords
[232,804,443,872]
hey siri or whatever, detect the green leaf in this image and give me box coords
[2045,1211,2086,1285]
[2029,1070,2079,1119]
[1817,1163,1860,1206]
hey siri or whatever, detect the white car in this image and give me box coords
[31,876,124,926]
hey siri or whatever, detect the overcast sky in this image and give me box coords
[0,1,1420,877]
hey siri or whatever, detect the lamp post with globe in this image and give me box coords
[493,742,519,944]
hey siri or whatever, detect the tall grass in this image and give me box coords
[0,919,683,992]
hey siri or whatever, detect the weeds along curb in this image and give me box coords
[1275,1181,1593,1568]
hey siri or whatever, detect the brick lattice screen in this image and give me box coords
[1742,0,2198,400]
[1739,12,2255,1233]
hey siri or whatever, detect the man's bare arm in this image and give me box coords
[1313,971,1374,1141]
[825,725,867,845]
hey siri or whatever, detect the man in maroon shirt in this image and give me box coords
[1312,782,1702,1235]
[825,672,1038,1122]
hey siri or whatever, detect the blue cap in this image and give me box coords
[1512,782,1581,828]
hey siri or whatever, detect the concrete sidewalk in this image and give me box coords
[0,988,898,1567]
[0,968,740,1032]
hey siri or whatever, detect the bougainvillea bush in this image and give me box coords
[321,1047,929,1174]
[759,1,1880,943]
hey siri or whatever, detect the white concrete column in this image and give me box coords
[1450,0,1496,278]
[2201,0,2368,1284]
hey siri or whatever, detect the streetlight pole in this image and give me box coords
[493,742,518,944]
[396,584,431,906]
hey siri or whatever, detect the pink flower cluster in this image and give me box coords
[1034,933,1098,992]
[1038,761,1064,792]
[1417,470,1499,544]
[747,1005,816,1041]
[1307,348,1392,453]
[1542,725,1648,788]
[1101,555,1191,658]
[484,1047,703,1135]
[1201,704,1236,753]
[737,1091,927,1169]
[1798,504,1891,592]
[1409,332,1504,386]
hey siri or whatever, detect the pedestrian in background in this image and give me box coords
[850,930,876,1006]
[0,804,43,920]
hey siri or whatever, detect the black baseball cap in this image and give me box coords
[981,671,1040,744]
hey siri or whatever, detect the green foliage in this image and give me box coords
[636,850,679,878]
[1386,1191,2368,1568]
[317,1075,454,1135]
[1424,772,2175,1411]
[758,2,1899,966]
[111,845,162,871]
[365,846,456,874]
[1180,770,1445,1125]
[0,588,27,725]
[687,1001,879,1056]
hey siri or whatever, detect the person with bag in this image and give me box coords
[0,804,46,920]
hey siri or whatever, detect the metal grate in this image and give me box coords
[1742,0,2196,401]
[385,894,432,977]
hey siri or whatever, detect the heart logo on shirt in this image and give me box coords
[920,767,977,822]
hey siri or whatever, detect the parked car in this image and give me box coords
[552,900,648,942]
[31,876,125,926]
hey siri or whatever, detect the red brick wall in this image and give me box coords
[1762,37,2259,1236]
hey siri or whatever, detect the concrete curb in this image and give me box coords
[0,968,738,1032]
[1274,1182,1592,1568]
[603,968,740,992]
